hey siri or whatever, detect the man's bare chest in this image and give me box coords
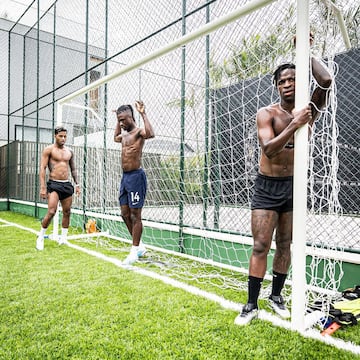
[273,115,292,136]
[51,148,72,162]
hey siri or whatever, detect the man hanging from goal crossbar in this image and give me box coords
[113,101,155,265]
[235,39,332,325]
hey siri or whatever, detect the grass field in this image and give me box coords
[0,211,359,360]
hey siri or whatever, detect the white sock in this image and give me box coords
[39,227,47,238]
[130,245,139,255]
[61,228,68,241]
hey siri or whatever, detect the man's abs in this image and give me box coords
[48,161,70,180]
[259,150,294,177]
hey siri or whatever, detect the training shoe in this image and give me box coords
[36,236,44,251]
[269,295,290,319]
[234,303,258,325]
[123,252,139,265]
[137,246,147,257]
[58,237,68,245]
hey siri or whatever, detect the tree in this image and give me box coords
[209,5,295,87]
[209,1,359,87]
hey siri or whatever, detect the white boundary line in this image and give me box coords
[1,217,359,355]
[6,199,360,264]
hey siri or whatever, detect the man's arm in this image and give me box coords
[309,57,332,124]
[258,106,312,159]
[114,116,122,143]
[39,147,51,199]
[69,150,80,195]
[136,101,155,139]
[257,108,293,159]
[140,112,155,139]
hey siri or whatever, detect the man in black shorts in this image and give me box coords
[235,55,332,325]
[36,126,80,250]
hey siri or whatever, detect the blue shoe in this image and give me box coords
[137,247,147,257]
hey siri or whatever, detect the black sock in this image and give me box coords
[271,270,287,297]
[248,276,263,306]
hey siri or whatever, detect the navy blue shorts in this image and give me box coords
[119,168,147,208]
[47,180,74,201]
[251,174,293,213]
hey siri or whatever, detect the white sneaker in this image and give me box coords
[269,295,290,319]
[36,236,44,251]
[123,252,139,265]
[137,246,147,257]
[58,236,68,245]
[234,303,258,325]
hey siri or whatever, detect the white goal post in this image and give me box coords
[292,0,311,332]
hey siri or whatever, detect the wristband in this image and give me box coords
[75,184,80,187]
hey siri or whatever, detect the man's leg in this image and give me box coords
[131,208,146,256]
[130,208,143,247]
[123,208,145,265]
[58,196,72,244]
[268,211,292,318]
[36,191,59,250]
[235,209,277,325]
[121,204,132,235]
[121,204,137,265]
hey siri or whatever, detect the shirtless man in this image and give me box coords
[36,126,80,250]
[114,101,155,265]
[235,57,332,325]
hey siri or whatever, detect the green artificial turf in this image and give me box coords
[0,211,359,359]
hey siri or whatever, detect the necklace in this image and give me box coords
[278,103,293,117]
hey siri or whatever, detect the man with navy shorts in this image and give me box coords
[114,101,155,265]
[235,40,332,325]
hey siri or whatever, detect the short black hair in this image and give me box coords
[273,63,296,85]
[116,104,134,119]
[54,126,67,134]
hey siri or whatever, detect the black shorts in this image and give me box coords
[47,180,74,200]
[251,174,293,213]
